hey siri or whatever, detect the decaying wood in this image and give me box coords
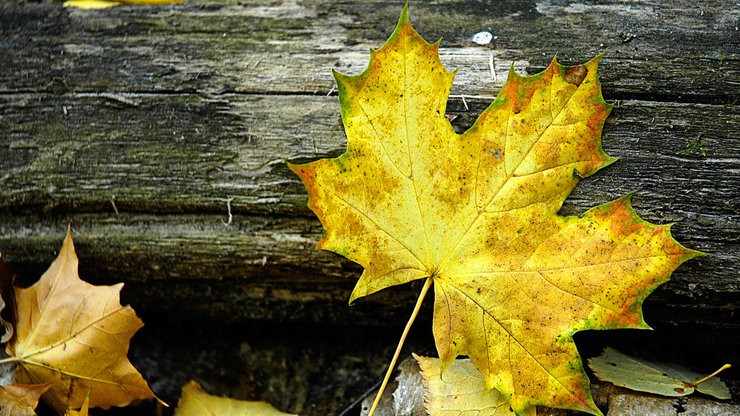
[1,1,738,329]
[0,2,738,413]
[1,96,737,327]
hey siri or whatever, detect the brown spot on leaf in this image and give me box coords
[565,65,588,86]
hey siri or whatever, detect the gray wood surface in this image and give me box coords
[1,1,737,330]
[1,1,738,415]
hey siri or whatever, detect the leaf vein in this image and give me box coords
[442,281,588,405]
[320,185,426,267]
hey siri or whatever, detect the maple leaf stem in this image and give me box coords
[0,356,22,365]
[367,275,433,416]
[689,363,732,387]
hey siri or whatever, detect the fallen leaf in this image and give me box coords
[64,0,182,9]
[64,392,89,416]
[416,354,533,416]
[588,347,730,399]
[5,230,155,413]
[174,380,296,416]
[0,382,54,416]
[0,255,15,344]
[289,5,700,415]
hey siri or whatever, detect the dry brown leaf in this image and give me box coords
[4,230,155,413]
[63,392,89,416]
[0,382,54,416]
[174,380,296,416]
[0,255,15,344]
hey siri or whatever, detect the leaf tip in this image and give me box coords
[348,287,362,306]
[673,240,706,265]
[591,50,608,65]
[331,69,351,90]
[400,1,410,22]
[64,225,73,240]
[507,63,521,79]
[550,52,560,68]
[330,67,345,80]
[287,160,315,185]
[286,160,299,174]
[388,2,411,42]
[585,401,605,416]
[62,226,77,256]
[636,319,654,330]
[683,247,706,260]
[622,190,637,202]
[604,154,620,167]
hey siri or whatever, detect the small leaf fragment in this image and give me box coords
[0,255,15,344]
[0,382,54,416]
[64,392,90,416]
[5,230,156,412]
[174,380,296,416]
[64,0,182,9]
[588,347,731,400]
[416,355,534,416]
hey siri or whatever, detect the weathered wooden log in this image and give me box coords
[1,1,736,101]
[0,95,736,327]
[0,1,738,325]
[1,1,738,415]
[1,0,738,328]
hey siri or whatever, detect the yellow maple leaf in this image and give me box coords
[64,0,182,9]
[0,382,54,416]
[289,5,700,415]
[174,380,296,416]
[4,230,155,413]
